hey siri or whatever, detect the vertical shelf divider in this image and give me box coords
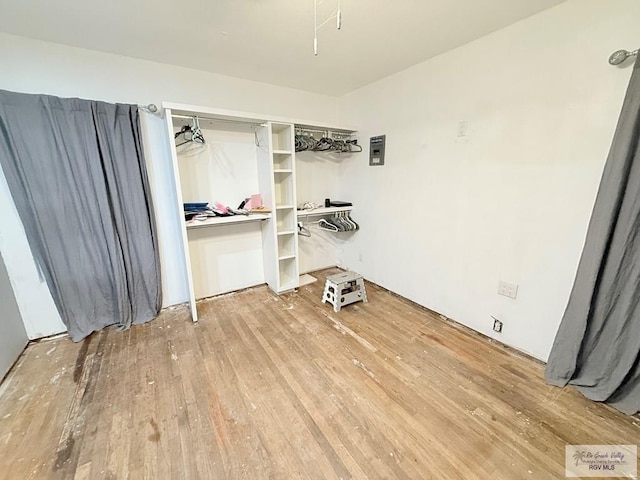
[258,122,299,293]
[257,123,278,291]
[164,108,199,322]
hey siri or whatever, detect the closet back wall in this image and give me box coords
[337,0,640,361]
[178,125,265,298]
[0,32,339,338]
[296,152,345,274]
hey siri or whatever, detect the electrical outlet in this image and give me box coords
[498,280,518,299]
[492,317,503,333]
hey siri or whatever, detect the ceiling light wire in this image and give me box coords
[313,0,342,56]
[314,0,318,55]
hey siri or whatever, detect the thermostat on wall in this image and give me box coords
[369,135,385,166]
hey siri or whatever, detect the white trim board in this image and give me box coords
[162,102,358,133]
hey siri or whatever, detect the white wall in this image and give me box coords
[337,0,640,361]
[296,151,346,274]
[0,32,339,339]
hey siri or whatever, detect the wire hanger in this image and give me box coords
[318,218,339,232]
[298,222,312,237]
[175,117,206,147]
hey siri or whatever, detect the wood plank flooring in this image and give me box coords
[1,268,639,479]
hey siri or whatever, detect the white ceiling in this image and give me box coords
[0,0,565,96]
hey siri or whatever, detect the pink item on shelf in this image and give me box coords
[215,202,229,214]
[249,194,262,209]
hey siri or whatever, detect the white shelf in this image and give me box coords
[278,254,296,261]
[276,205,295,210]
[277,230,295,236]
[186,213,271,229]
[297,206,353,217]
[274,169,292,173]
[273,149,292,155]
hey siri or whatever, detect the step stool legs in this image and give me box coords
[357,277,368,303]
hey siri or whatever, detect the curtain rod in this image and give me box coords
[609,49,639,66]
[138,104,158,113]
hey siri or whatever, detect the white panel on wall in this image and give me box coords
[187,224,265,299]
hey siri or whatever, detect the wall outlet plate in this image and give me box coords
[498,280,518,299]
[457,121,468,137]
[492,318,503,333]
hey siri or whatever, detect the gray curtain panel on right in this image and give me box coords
[0,90,162,342]
[546,58,640,415]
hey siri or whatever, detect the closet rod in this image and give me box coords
[296,126,328,134]
[296,126,354,138]
[171,114,266,128]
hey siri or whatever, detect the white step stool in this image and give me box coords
[322,271,368,312]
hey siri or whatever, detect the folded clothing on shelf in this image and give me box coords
[298,201,322,211]
[183,202,209,212]
[183,200,263,222]
[184,202,210,221]
[184,202,234,221]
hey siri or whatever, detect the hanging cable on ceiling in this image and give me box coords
[313,0,342,56]
[314,0,318,56]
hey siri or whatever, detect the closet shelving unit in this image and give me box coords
[163,102,357,322]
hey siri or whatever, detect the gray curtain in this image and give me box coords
[0,90,161,342]
[546,59,640,415]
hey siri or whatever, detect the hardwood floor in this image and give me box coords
[1,268,638,479]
